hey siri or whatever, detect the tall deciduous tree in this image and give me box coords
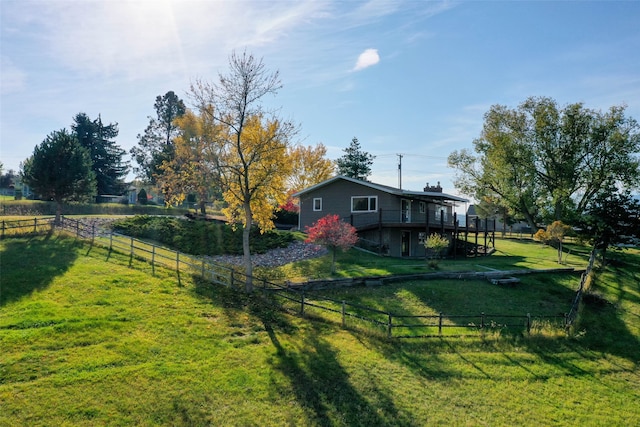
[190,51,297,291]
[22,129,96,223]
[448,97,640,229]
[287,143,335,193]
[159,109,220,214]
[305,214,358,274]
[335,137,375,181]
[131,91,186,183]
[72,113,129,197]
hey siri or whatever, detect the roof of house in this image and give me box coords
[467,204,478,216]
[293,175,469,203]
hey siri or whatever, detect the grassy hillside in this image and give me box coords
[1,236,638,426]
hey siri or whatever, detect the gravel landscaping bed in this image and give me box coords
[205,241,327,267]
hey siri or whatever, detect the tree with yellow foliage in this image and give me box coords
[287,143,335,193]
[533,220,572,264]
[190,51,297,291]
[158,109,220,214]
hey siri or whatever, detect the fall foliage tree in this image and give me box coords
[533,220,572,264]
[158,109,220,214]
[22,129,96,223]
[189,51,297,291]
[287,143,335,193]
[305,214,358,274]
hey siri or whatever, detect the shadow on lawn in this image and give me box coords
[262,320,416,427]
[191,278,415,427]
[0,233,80,307]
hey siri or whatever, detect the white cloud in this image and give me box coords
[353,48,380,71]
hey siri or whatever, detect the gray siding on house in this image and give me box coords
[296,176,467,258]
[298,179,401,230]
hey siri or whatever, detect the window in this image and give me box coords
[419,202,426,214]
[351,196,377,212]
[434,205,448,222]
[418,232,426,245]
[313,198,322,211]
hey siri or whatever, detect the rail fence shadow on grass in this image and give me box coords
[4,216,587,338]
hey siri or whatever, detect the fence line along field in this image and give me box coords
[1,216,594,339]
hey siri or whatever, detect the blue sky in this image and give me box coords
[2,0,639,199]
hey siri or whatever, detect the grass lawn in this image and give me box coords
[268,237,591,282]
[1,235,639,426]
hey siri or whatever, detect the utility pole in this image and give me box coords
[397,153,403,189]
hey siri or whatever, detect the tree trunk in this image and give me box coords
[55,200,62,225]
[330,247,337,275]
[557,241,563,264]
[243,202,253,292]
[519,200,538,233]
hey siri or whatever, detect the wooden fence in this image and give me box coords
[565,249,597,331]
[0,217,56,238]
[5,216,573,337]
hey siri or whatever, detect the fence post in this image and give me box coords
[526,313,531,334]
[130,236,134,257]
[151,246,156,275]
[2,220,4,239]
[176,251,180,272]
[201,260,206,279]
[387,313,393,338]
[438,312,443,335]
[34,218,37,233]
[91,224,95,243]
[341,301,346,328]
[480,312,485,329]
[76,219,80,237]
[300,291,305,316]
[229,270,234,288]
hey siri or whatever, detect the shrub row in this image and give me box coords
[111,215,294,256]
[0,200,188,217]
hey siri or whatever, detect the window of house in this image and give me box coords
[419,202,426,213]
[351,196,377,212]
[418,232,426,245]
[434,204,448,221]
[313,198,322,211]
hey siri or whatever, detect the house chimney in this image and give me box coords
[424,181,443,193]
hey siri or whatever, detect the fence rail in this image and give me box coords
[1,217,56,238]
[4,216,582,338]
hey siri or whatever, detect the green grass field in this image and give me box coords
[1,235,639,426]
[268,237,591,282]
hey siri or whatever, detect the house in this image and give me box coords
[293,176,469,258]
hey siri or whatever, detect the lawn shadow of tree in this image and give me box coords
[190,277,415,426]
[262,320,416,427]
[0,234,80,307]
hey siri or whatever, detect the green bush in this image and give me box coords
[111,215,294,256]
